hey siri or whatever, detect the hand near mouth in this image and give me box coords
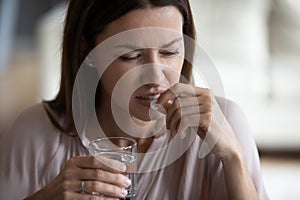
[150,83,245,163]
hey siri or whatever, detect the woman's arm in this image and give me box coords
[222,150,258,200]
[216,119,258,200]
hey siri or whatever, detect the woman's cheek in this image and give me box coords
[165,59,184,84]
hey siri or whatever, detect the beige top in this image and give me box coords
[0,99,269,199]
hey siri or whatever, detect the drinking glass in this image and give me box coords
[88,137,137,200]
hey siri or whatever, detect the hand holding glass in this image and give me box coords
[88,137,137,199]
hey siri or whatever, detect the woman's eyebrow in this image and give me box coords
[114,37,183,50]
[161,37,183,48]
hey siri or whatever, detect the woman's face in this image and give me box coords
[94,6,184,121]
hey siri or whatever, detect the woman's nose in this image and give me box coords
[140,63,165,84]
[140,50,166,84]
[143,49,160,64]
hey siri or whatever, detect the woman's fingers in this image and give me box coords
[161,84,212,136]
[157,83,210,108]
[168,96,210,108]
[167,105,211,133]
[84,181,128,198]
[78,169,131,188]
[156,83,195,107]
[66,180,128,198]
[174,113,211,137]
[166,97,211,127]
[60,156,131,199]
[61,190,120,200]
[68,156,127,173]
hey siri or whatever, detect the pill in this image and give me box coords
[150,100,159,110]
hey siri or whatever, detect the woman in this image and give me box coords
[0,0,268,199]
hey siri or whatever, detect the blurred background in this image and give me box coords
[0,0,299,199]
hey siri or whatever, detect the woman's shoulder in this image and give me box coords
[215,96,250,133]
[17,102,54,126]
[2,102,60,143]
[15,102,50,123]
[0,103,70,199]
[215,96,244,116]
[0,103,59,169]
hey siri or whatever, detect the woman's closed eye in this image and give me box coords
[119,49,180,62]
[159,49,180,57]
[119,53,142,61]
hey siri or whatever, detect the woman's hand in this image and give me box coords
[157,83,258,200]
[25,156,131,200]
[156,83,243,161]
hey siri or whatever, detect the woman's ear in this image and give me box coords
[81,37,95,68]
[85,54,95,68]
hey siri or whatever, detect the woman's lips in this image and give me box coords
[135,94,161,107]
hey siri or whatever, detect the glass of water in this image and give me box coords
[88,137,137,199]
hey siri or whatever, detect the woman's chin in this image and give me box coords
[130,109,163,123]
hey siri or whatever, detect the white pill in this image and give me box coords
[150,100,159,110]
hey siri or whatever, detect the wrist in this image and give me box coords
[24,185,51,200]
[221,147,245,167]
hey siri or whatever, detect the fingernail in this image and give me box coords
[151,100,166,114]
[125,178,132,187]
[167,99,174,105]
[120,188,128,197]
[119,164,126,172]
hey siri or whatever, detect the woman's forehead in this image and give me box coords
[95,6,183,45]
[89,28,185,67]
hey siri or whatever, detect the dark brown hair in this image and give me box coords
[46,0,196,135]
